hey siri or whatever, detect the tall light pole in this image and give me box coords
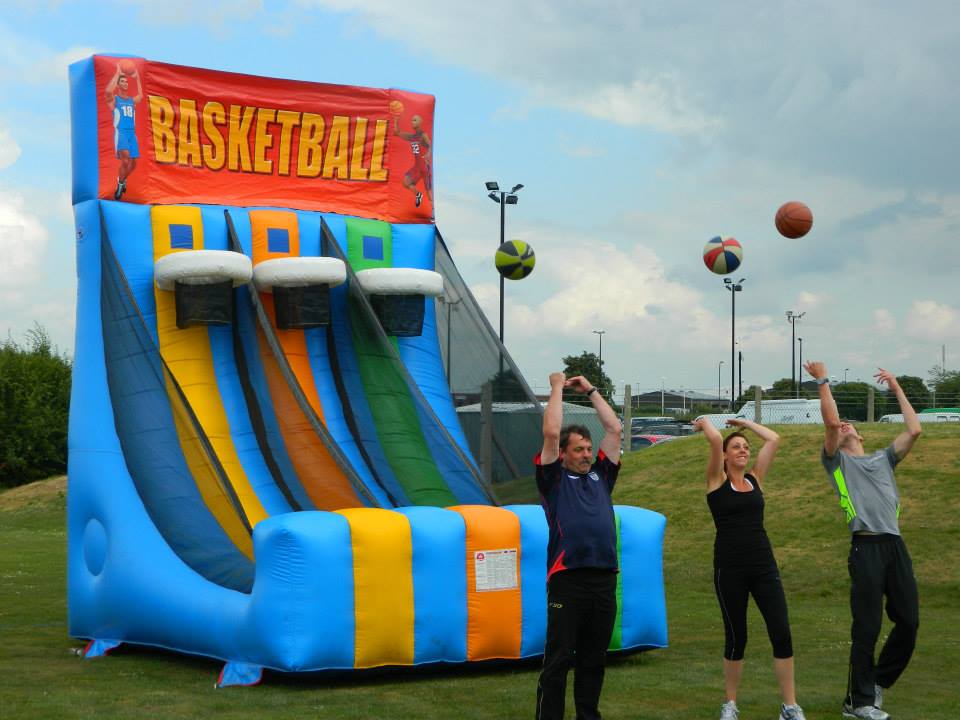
[593,330,606,374]
[844,368,850,384]
[718,360,725,406]
[738,350,743,402]
[797,337,803,397]
[485,181,524,344]
[786,310,805,396]
[660,376,665,415]
[724,278,744,411]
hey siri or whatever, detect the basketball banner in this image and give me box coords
[88,55,435,223]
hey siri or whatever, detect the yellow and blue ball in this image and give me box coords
[495,240,536,280]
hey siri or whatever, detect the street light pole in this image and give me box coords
[844,368,850,384]
[738,350,743,402]
[593,330,606,385]
[785,310,806,396]
[797,337,803,397]
[724,278,744,412]
[485,181,524,345]
[718,360,725,406]
[660,377,665,415]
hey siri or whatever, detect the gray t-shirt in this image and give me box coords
[821,445,902,535]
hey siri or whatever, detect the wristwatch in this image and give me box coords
[816,377,830,385]
[586,387,598,396]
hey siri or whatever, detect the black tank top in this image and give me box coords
[706,474,775,568]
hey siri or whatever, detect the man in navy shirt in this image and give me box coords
[535,372,623,720]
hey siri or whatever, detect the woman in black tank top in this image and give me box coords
[691,417,806,720]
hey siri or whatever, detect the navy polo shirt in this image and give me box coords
[536,451,620,579]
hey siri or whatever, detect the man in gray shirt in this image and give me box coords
[805,361,921,720]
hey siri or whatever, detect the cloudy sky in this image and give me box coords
[1,0,958,399]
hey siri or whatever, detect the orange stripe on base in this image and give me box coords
[449,505,522,661]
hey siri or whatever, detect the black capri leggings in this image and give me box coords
[714,564,793,660]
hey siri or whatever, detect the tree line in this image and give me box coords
[0,326,71,488]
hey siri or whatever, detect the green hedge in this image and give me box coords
[0,327,71,487]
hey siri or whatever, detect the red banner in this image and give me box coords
[94,56,435,223]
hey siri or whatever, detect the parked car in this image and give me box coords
[630,433,677,450]
[696,399,823,428]
[628,416,675,431]
[633,422,695,437]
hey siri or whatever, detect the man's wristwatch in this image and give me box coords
[816,377,830,385]
[586,387,598,396]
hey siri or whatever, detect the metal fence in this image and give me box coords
[613,385,960,426]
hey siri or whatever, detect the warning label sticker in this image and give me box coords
[474,548,518,592]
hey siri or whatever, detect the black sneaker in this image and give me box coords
[415,191,422,207]
[114,181,123,200]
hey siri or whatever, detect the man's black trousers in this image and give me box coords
[536,568,617,720]
[846,534,919,707]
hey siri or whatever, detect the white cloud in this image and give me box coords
[114,0,265,30]
[906,301,960,341]
[873,309,896,335]
[0,127,21,169]
[555,78,718,135]
[33,46,99,84]
[0,191,49,302]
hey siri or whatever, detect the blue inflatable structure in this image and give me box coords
[67,55,667,684]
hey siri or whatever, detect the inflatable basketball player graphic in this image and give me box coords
[390,101,434,210]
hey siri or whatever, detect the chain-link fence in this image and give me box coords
[607,384,960,427]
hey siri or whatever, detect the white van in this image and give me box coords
[697,399,823,428]
[879,412,960,424]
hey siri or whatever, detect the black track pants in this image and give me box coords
[713,563,794,661]
[536,568,617,720]
[846,534,919,708]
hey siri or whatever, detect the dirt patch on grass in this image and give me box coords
[0,476,67,511]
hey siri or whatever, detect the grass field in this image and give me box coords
[1,425,958,719]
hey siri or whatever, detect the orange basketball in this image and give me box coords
[389,100,404,116]
[119,58,137,76]
[775,201,813,239]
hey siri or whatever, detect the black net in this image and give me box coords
[174,279,234,329]
[273,284,331,329]
[370,294,425,337]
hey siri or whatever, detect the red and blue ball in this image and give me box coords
[702,236,742,275]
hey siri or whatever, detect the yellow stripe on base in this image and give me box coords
[337,508,415,668]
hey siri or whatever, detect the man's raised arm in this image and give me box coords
[540,372,565,465]
[805,360,841,456]
[565,376,622,464]
[875,368,922,460]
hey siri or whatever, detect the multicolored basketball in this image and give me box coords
[775,201,813,238]
[702,236,743,275]
[119,58,137,76]
[389,100,404,115]
[495,240,536,280]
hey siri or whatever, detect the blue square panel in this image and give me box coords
[169,224,194,249]
[362,235,384,261]
[268,228,290,254]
